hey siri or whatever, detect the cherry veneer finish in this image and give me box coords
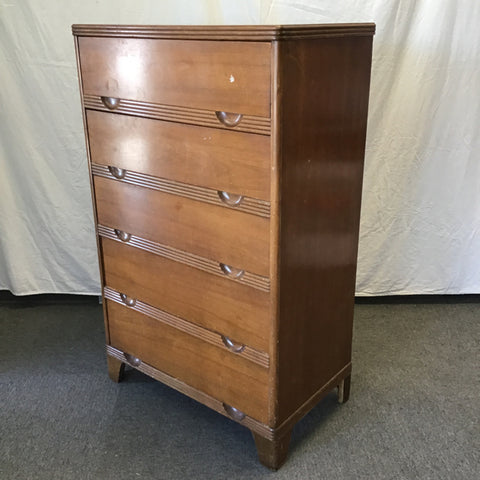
[73,23,374,470]
[87,110,271,199]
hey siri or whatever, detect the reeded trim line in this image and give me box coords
[73,23,376,41]
[98,225,270,292]
[83,95,271,135]
[91,163,271,218]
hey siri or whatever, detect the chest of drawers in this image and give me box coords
[73,23,374,469]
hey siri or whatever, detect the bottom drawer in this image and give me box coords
[106,299,269,423]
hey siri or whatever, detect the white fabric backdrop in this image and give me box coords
[1,0,479,295]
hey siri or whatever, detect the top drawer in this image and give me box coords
[78,37,271,117]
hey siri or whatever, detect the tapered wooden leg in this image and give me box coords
[337,374,351,404]
[252,429,292,470]
[107,355,125,383]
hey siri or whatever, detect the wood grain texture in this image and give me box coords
[73,24,376,41]
[87,110,271,199]
[267,40,283,427]
[274,36,373,424]
[83,96,271,135]
[106,299,270,423]
[94,176,270,276]
[98,225,270,292]
[78,37,271,117]
[104,286,269,368]
[101,239,271,353]
[91,164,270,218]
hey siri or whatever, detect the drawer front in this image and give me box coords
[107,299,269,422]
[102,238,270,352]
[87,110,271,201]
[78,37,271,117]
[94,177,270,276]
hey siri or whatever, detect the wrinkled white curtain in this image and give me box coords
[1,0,479,295]
[0,0,259,295]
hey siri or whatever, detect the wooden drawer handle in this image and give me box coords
[221,335,246,353]
[114,229,132,242]
[124,352,142,367]
[217,191,244,206]
[219,263,245,279]
[108,166,126,179]
[101,96,120,110]
[223,403,246,421]
[120,293,136,307]
[215,111,243,127]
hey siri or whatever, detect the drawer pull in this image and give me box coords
[215,111,243,127]
[114,229,132,242]
[223,403,246,421]
[120,293,136,307]
[108,166,126,179]
[217,191,244,206]
[124,352,142,367]
[219,263,245,279]
[101,96,121,110]
[221,335,246,353]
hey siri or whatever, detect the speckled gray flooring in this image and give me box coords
[1,296,479,479]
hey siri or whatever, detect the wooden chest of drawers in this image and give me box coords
[73,23,374,469]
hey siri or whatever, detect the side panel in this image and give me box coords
[276,36,373,424]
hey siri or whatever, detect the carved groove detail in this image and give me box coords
[92,163,270,218]
[104,286,270,368]
[83,95,271,135]
[106,345,274,440]
[98,225,270,292]
[73,24,376,41]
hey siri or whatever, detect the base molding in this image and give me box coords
[106,345,274,439]
[106,345,351,468]
[272,363,352,438]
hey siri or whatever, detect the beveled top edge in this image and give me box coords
[71,23,375,40]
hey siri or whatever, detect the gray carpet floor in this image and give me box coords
[1,296,479,479]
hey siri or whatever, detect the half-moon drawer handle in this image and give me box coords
[101,96,121,110]
[223,403,246,421]
[114,229,132,242]
[217,191,244,206]
[124,353,142,367]
[120,293,136,307]
[219,263,245,279]
[221,335,246,353]
[215,111,243,127]
[108,166,126,179]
